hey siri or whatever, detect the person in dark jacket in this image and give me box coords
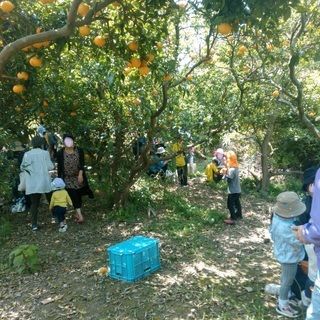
[56,133,93,223]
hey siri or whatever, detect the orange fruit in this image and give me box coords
[70,111,77,116]
[239,45,247,53]
[22,45,32,51]
[29,56,42,67]
[98,267,107,274]
[218,23,232,35]
[131,58,141,68]
[134,98,141,105]
[152,89,158,95]
[139,66,150,75]
[140,60,148,67]
[209,48,215,55]
[43,100,49,107]
[79,25,90,36]
[157,42,163,48]
[94,36,106,46]
[164,74,171,81]
[187,74,193,80]
[15,106,21,112]
[77,3,90,16]
[123,67,131,75]
[39,112,45,118]
[128,41,138,51]
[42,41,50,46]
[17,72,29,80]
[0,1,14,12]
[266,43,274,51]
[146,53,154,62]
[33,42,44,48]
[236,50,244,57]
[13,84,24,93]
[273,90,279,97]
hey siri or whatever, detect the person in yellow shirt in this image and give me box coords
[172,135,188,187]
[50,178,73,233]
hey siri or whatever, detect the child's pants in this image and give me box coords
[279,262,298,305]
[53,206,67,224]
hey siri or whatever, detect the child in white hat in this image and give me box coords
[270,191,306,318]
[50,178,73,232]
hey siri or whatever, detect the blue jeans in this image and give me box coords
[306,270,320,319]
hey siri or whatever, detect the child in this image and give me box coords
[222,151,242,225]
[270,191,306,318]
[49,177,73,233]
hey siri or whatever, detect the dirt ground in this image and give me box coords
[0,177,307,320]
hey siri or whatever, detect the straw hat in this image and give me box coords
[272,191,306,218]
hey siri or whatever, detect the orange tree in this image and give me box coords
[1,0,313,207]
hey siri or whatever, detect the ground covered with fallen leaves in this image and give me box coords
[0,176,307,320]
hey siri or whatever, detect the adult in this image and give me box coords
[147,147,170,178]
[206,148,226,183]
[172,135,188,187]
[293,168,320,320]
[132,133,147,159]
[223,150,242,225]
[20,136,54,230]
[291,166,319,301]
[213,148,226,168]
[56,133,93,223]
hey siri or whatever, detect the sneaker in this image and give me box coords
[32,224,38,231]
[289,295,300,307]
[224,219,236,225]
[59,225,67,233]
[276,304,300,318]
[64,223,68,231]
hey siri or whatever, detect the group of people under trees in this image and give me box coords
[16,127,94,232]
[144,134,243,225]
[13,128,243,233]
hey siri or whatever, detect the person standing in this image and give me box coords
[270,191,306,318]
[50,177,73,233]
[147,147,170,178]
[172,135,188,187]
[223,151,242,224]
[20,136,54,230]
[293,168,320,320]
[56,133,93,223]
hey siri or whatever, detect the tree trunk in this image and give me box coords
[260,113,278,193]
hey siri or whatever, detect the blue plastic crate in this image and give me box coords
[108,236,161,282]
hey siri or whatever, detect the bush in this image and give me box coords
[0,217,13,243]
[8,244,40,274]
